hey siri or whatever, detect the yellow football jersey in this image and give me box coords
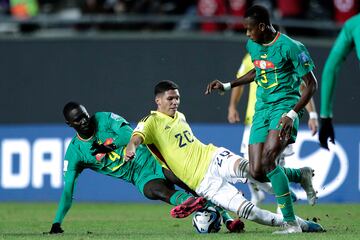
[133,111,217,190]
[236,53,256,125]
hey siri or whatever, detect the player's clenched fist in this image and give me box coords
[125,148,136,161]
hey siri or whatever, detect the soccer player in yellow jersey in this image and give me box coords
[228,53,319,206]
[125,80,324,233]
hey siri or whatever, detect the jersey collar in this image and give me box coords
[152,110,178,119]
[262,32,281,46]
[77,133,95,142]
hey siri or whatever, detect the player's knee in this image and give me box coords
[144,187,169,201]
[143,181,173,202]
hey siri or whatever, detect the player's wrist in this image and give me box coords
[286,110,298,121]
[309,111,318,120]
[222,82,231,91]
[228,103,237,110]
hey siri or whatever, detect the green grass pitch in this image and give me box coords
[0,203,359,240]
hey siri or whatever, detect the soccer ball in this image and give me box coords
[192,207,222,233]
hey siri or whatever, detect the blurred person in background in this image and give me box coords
[0,0,9,15]
[197,0,227,32]
[9,0,40,32]
[319,13,360,149]
[227,0,247,32]
[37,0,76,14]
[197,0,248,33]
[332,0,359,23]
[77,0,195,31]
[10,0,38,19]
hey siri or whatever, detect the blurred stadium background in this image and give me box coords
[0,0,359,218]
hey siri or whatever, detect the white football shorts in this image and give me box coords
[195,147,248,213]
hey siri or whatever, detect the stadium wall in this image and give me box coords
[0,35,359,124]
[0,124,359,203]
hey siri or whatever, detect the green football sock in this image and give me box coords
[206,202,233,223]
[216,206,233,223]
[267,166,296,222]
[282,167,302,183]
[169,190,192,206]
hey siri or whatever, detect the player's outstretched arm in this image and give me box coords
[49,170,78,234]
[319,24,354,149]
[205,69,255,95]
[125,135,143,161]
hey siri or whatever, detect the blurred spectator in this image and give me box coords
[76,0,196,31]
[80,0,114,14]
[274,0,308,35]
[306,0,333,20]
[38,0,65,14]
[126,0,194,15]
[77,0,116,31]
[0,0,9,15]
[333,0,359,23]
[9,0,40,33]
[1,0,357,34]
[228,0,247,31]
[276,0,306,19]
[126,0,195,30]
[197,0,273,33]
[10,0,39,19]
[197,0,227,32]
[274,0,337,37]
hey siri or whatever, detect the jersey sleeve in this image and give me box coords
[132,114,155,144]
[63,144,81,172]
[107,112,133,146]
[53,146,82,224]
[321,24,354,118]
[53,170,81,223]
[287,42,315,77]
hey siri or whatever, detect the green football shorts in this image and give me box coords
[249,105,299,145]
[132,151,167,195]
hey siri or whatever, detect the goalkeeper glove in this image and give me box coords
[91,142,117,156]
[49,223,64,234]
[319,118,335,150]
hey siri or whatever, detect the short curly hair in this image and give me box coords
[245,5,271,25]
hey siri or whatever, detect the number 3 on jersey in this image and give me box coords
[175,130,194,148]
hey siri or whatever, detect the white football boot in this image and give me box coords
[300,167,317,205]
[272,220,302,234]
